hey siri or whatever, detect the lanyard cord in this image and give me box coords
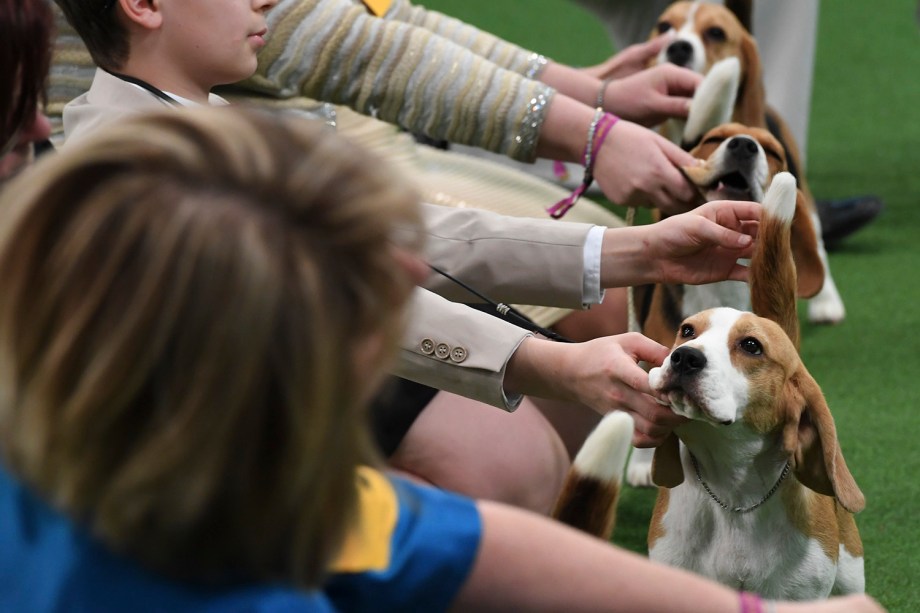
[103,69,180,106]
[427,264,572,343]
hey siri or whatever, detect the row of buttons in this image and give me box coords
[419,338,468,363]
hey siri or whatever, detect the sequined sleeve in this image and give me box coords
[245,0,555,162]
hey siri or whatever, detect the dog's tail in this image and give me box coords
[751,171,800,348]
[551,411,634,539]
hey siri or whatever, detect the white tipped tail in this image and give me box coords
[762,172,797,224]
[552,412,634,539]
[683,57,741,145]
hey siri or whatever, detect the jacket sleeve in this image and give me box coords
[244,0,554,162]
[395,288,530,411]
[417,203,593,309]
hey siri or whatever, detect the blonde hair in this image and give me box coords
[0,107,422,587]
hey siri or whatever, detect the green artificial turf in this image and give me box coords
[420,1,920,610]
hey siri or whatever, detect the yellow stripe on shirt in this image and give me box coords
[331,466,398,573]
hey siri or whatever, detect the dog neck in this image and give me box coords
[676,420,791,507]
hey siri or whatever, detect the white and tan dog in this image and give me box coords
[554,173,865,599]
[652,1,846,326]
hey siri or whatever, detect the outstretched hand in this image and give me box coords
[646,200,761,285]
[593,120,700,214]
[603,63,701,127]
[506,335,687,448]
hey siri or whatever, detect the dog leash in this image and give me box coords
[428,264,573,343]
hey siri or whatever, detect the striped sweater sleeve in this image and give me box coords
[383,0,550,79]
[244,0,555,161]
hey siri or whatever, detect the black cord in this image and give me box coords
[103,70,180,106]
[427,264,573,343]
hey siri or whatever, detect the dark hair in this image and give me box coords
[54,0,130,71]
[0,0,53,149]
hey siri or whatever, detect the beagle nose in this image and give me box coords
[670,346,707,377]
[727,136,759,161]
[666,40,693,67]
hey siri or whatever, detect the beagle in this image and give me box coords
[553,173,866,599]
[652,1,847,325]
[639,122,825,351]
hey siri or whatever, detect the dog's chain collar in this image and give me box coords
[689,452,791,513]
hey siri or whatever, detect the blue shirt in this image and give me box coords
[0,466,481,612]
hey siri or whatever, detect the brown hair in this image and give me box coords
[54,0,130,70]
[0,0,53,148]
[0,107,422,587]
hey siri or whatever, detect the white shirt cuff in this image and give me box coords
[582,225,606,306]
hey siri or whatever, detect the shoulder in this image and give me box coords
[62,69,171,146]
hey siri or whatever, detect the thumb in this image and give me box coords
[635,34,670,61]
[621,333,670,366]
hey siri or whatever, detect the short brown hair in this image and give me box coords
[0,107,423,587]
[54,0,130,70]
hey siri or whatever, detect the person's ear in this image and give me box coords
[118,0,163,30]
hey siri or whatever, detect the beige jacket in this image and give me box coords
[62,71,595,411]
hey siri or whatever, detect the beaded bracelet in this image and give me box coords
[546,108,619,219]
[596,77,614,110]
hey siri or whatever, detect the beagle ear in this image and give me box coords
[790,189,826,299]
[735,32,766,127]
[781,368,865,513]
[652,432,684,487]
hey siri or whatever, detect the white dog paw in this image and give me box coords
[626,447,656,488]
[808,291,846,324]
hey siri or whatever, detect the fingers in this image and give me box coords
[616,332,670,370]
[629,398,687,447]
[699,199,763,226]
[661,63,703,96]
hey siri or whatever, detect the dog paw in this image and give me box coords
[626,447,656,488]
[807,291,846,325]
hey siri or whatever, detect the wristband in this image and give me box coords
[739,592,776,613]
[546,109,619,219]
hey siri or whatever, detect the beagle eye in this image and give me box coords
[740,337,763,355]
[680,324,695,339]
[657,21,672,34]
[704,26,727,42]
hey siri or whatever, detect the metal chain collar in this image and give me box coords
[689,452,791,514]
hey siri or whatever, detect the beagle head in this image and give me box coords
[648,307,865,514]
[683,123,785,203]
[683,124,825,298]
[653,1,765,126]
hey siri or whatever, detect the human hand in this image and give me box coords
[603,63,701,127]
[582,35,673,81]
[506,335,687,447]
[643,200,761,285]
[592,120,698,213]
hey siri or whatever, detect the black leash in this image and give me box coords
[103,70,180,106]
[428,264,573,343]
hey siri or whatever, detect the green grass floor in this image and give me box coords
[421,1,920,610]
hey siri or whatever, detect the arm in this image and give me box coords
[248,0,554,162]
[394,288,531,412]
[454,500,887,613]
[387,1,701,127]
[418,203,591,308]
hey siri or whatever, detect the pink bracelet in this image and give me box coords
[739,591,770,613]
[546,109,619,219]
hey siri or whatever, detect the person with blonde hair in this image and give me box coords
[0,107,885,613]
[0,106,430,608]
